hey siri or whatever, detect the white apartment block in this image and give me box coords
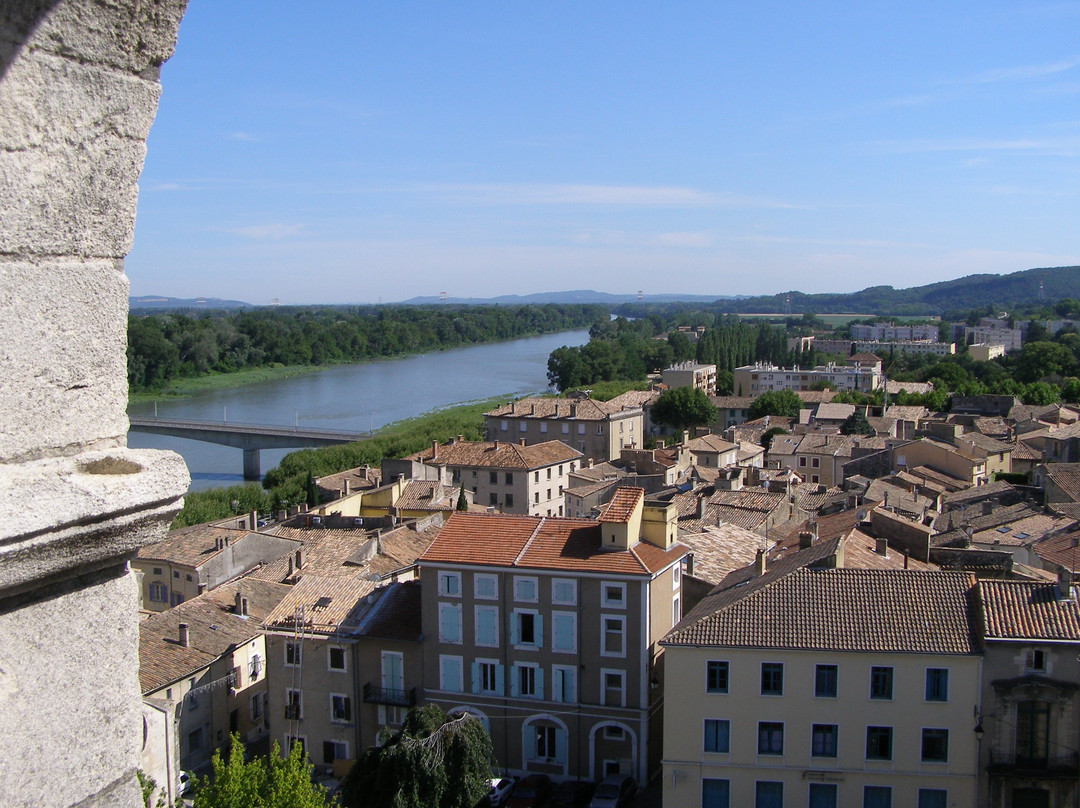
[733,362,882,396]
[850,324,940,341]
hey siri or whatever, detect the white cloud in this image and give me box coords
[218,223,307,240]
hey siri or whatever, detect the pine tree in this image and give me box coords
[456,482,468,511]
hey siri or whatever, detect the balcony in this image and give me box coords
[989,751,1079,778]
[363,683,416,707]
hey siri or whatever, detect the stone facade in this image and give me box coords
[0,3,190,806]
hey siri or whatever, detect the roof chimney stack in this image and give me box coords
[178,623,189,648]
[799,530,815,549]
[249,510,258,530]
[295,549,304,570]
[875,537,888,556]
[432,439,438,459]
[754,549,766,577]
[520,438,526,446]
[1058,566,1071,599]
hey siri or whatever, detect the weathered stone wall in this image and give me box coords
[0,2,190,806]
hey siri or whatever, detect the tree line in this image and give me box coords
[128,303,608,392]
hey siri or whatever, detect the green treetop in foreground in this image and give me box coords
[649,386,719,432]
[192,734,331,808]
[747,389,802,420]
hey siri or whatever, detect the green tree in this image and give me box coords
[840,410,875,436]
[748,389,802,420]
[456,482,468,511]
[304,470,319,508]
[649,387,719,432]
[1015,341,1075,383]
[715,369,734,396]
[340,705,493,808]
[193,734,331,808]
[760,426,789,452]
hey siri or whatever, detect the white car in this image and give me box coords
[489,776,517,806]
[178,771,193,796]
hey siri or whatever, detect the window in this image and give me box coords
[1025,649,1047,672]
[604,725,624,740]
[551,665,576,703]
[185,573,193,582]
[702,779,730,808]
[673,595,681,623]
[577,424,585,435]
[474,573,497,600]
[562,424,569,435]
[602,669,625,707]
[552,578,576,605]
[330,694,352,723]
[439,655,463,692]
[1016,700,1050,764]
[505,493,514,508]
[811,724,838,757]
[755,781,783,808]
[863,786,892,808]
[799,456,807,467]
[540,422,547,433]
[601,582,626,608]
[757,722,784,755]
[546,488,551,499]
[328,647,346,672]
[285,689,302,720]
[535,725,557,758]
[514,576,538,602]
[188,727,203,753]
[811,457,820,468]
[866,726,893,760]
[870,666,893,699]
[513,663,541,698]
[438,571,461,597]
[925,668,948,702]
[704,719,730,753]
[706,660,729,693]
[285,641,301,666]
[505,472,513,485]
[534,492,540,504]
[547,468,552,480]
[551,612,577,653]
[438,602,462,644]
[148,582,168,602]
[173,570,180,578]
[152,566,163,575]
[596,425,604,435]
[322,740,347,765]
[250,693,262,721]
[500,420,508,432]
[475,605,499,647]
[815,664,837,698]
[520,422,527,433]
[921,728,948,762]
[601,615,625,657]
[512,610,542,647]
[917,789,947,808]
[808,783,837,808]
[474,660,501,695]
[489,492,498,506]
[489,471,498,484]
[761,662,783,695]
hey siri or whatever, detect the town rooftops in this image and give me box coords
[486,397,640,421]
[664,568,978,655]
[139,579,292,694]
[980,579,1080,641]
[263,574,379,635]
[405,438,582,469]
[359,580,422,642]
[136,523,258,568]
[597,487,644,523]
[687,434,739,455]
[418,509,686,576]
[1039,463,1080,501]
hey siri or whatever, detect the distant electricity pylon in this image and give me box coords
[270,297,280,307]
[440,291,447,302]
[637,290,643,301]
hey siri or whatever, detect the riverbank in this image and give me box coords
[128,363,330,403]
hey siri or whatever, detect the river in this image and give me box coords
[126,329,590,491]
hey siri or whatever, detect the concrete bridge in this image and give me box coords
[128,417,369,479]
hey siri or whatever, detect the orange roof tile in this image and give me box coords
[597,487,644,523]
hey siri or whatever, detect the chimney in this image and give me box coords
[682,430,690,446]
[1058,566,1071,599]
[432,439,438,459]
[457,434,464,443]
[178,623,189,648]
[875,537,888,556]
[587,458,593,468]
[799,530,814,549]
[696,496,706,520]
[685,554,695,578]
[754,549,766,576]
[234,591,248,616]
[277,510,287,522]
[343,479,350,496]
[287,556,294,577]
[494,440,500,450]
[295,549,304,570]
[982,501,993,516]
[300,503,309,513]
[570,403,577,418]
[520,438,526,446]
[249,510,258,530]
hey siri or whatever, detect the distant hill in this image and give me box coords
[696,265,1080,316]
[130,295,253,311]
[398,290,738,305]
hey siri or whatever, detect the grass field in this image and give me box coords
[128,363,328,403]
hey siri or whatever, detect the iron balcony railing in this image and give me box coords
[363,683,416,707]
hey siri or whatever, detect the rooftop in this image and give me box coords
[405,438,582,469]
[486,397,640,421]
[980,579,1080,641]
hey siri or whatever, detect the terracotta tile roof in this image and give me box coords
[406,439,581,469]
[139,580,292,693]
[687,434,738,455]
[1013,439,1042,461]
[971,512,1075,548]
[886,381,934,396]
[136,523,252,568]
[971,417,1011,438]
[264,575,379,635]
[367,522,443,578]
[395,480,456,512]
[980,579,1080,640]
[814,403,856,421]
[941,480,1017,507]
[316,465,381,495]
[486,397,640,421]
[679,523,765,584]
[710,488,785,512]
[1041,464,1080,502]
[709,396,755,409]
[665,568,978,654]
[795,390,837,403]
[1032,530,1080,574]
[708,506,769,532]
[605,390,659,409]
[767,504,881,549]
[360,580,422,642]
[418,511,686,576]
[956,433,1013,455]
[737,442,765,463]
[907,465,971,492]
[597,487,644,523]
[797,433,857,457]
[883,404,929,421]
[792,483,848,513]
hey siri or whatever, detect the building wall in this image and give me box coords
[486,411,644,463]
[893,441,986,485]
[662,645,980,808]
[734,364,881,396]
[453,459,576,516]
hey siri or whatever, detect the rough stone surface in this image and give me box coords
[0,49,160,257]
[0,259,130,462]
[0,569,144,808]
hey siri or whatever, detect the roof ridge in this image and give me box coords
[513,517,546,566]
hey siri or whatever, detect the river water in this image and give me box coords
[126,329,589,491]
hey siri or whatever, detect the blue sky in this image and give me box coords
[127,2,1080,305]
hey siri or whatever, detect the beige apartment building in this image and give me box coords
[661,568,981,808]
[416,488,688,784]
[388,438,582,516]
[733,360,882,397]
[892,438,988,487]
[485,397,645,462]
[663,361,718,394]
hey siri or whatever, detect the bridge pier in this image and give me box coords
[243,448,261,480]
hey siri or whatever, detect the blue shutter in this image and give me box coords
[536,668,544,700]
[523,723,536,760]
[470,662,480,695]
[553,615,566,651]
[535,614,544,648]
[495,664,505,696]
[509,665,519,697]
[509,612,519,645]
[555,728,567,764]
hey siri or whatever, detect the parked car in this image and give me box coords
[506,774,552,808]
[588,775,636,808]
[489,776,518,806]
[178,771,193,795]
[551,779,595,808]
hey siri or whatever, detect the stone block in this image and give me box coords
[0,259,129,462]
[0,0,188,78]
[0,51,160,256]
[0,569,145,808]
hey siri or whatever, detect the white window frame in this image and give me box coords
[551,610,577,653]
[601,582,627,609]
[438,602,463,644]
[601,614,627,658]
[329,692,352,724]
[513,608,542,649]
[474,604,500,648]
[438,571,462,598]
[476,657,500,695]
[552,578,577,606]
[515,661,540,698]
[149,582,168,602]
[327,645,347,673]
[601,668,626,707]
[284,641,301,667]
[514,576,538,603]
[439,655,464,693]
[552,664,577,703]
[474,573,498,600]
